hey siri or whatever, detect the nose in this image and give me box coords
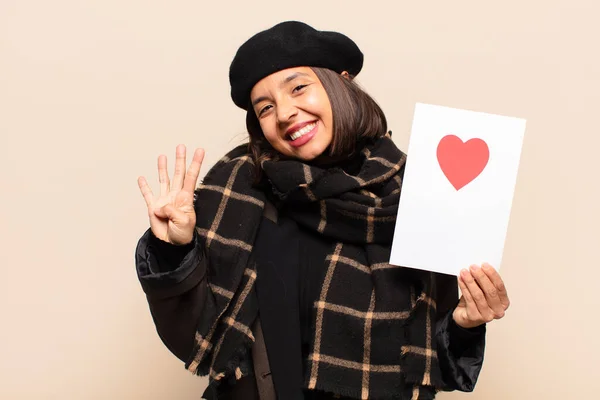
[276,98,298,125]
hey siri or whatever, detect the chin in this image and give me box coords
[297,138,332,160]
[295,145,329,161]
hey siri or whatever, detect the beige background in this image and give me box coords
[1,0,598,399]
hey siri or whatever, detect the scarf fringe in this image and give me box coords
[399,286,443,389]
[187,325,257,388]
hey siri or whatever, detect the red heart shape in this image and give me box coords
[436,134,489,190]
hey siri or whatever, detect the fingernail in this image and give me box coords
[461,269,469,278]
[470,264,480,272]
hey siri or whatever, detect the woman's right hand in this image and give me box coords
[138,144,205,245]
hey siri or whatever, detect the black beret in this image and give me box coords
[229,21,364,110]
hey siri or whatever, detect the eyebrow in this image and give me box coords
[251,72,310,107]
[283,71,310,84]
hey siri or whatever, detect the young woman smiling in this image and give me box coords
[135,21,510,400]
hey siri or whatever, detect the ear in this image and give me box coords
[341,70,352,80]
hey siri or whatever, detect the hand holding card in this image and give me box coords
[453,263,511,329]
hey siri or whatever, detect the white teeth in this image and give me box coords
[289,122,316,141]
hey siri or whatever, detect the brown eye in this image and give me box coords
[258,104,272,116]
[293,84,307,93]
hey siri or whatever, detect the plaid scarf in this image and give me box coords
[186,134,445,399]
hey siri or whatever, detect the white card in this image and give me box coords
[389,103,526,276]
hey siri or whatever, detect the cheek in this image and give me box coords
[258,119,280,143]
[305,90,332,123]
[305,91,328,110]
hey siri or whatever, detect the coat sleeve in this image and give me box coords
[433,273,486,392]
[135,228,208,363]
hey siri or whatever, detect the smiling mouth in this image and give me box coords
[287,122,317,141]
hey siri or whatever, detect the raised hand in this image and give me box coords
[453,263,510,329]
[138,144,205,245]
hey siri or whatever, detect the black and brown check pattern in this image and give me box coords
[185,150,264,385]
[303,241,442,399]
[185,134,449,398]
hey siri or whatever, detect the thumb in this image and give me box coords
[153,204,188,224]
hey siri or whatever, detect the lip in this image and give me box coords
[288,121,318,148]
[285,120,317,137]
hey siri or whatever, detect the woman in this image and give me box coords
[135,21,510,400]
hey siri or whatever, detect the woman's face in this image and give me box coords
[250,67,333,161]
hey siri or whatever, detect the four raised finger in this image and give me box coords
[183,148,205,193]
[171,144,187,190]
[137,176,154,208]
[139,145,205,205]
[158,154,170,196]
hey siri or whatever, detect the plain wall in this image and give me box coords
[1,0,598,398]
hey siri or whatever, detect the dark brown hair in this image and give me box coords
[246,67,387,182]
